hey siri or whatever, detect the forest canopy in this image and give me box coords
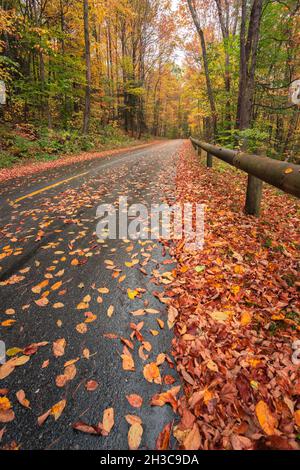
[0,0,299,160]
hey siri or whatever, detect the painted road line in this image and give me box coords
[13,171,90,204]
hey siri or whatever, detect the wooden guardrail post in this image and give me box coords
[245,175,263,216]
[207,152,213,168]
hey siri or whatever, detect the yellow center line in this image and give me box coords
[13,171,90,204]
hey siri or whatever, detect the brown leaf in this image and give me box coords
[156,422,172,450]
[183,422,201,450]
[73,421,101,435]
[230,434,253,450]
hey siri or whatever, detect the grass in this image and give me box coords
[0,123,151,169]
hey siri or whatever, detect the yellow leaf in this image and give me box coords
[76,302,89,310]
[231,285,240,295]
[210,311,229,322]
[240,311,252,326]
[32,279,49,294]
[98,287,109,294]
[150,329,159,336]
[53,302,64,309]
[284,167,293,174]
[107,305,114,317]
[76,323,87,334]
[6,347,22,357]
[102,408,114,434]
[206,359,219,372]
[82,348,90,359]
[51,399,66,420]
[127,288,138,300]
[128,423,143,450]
[271,313,285,321]
[0,397,11,411]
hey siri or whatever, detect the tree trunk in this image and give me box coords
[236,0,264,216]
[82,0,91,134]
[236,0,263,130]
[187,0,217,139]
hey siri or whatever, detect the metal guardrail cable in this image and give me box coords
[190,137,300,199]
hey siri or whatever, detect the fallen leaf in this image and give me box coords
[53,338,66,357]
[121,347,135,371]
[126,394,143,408]
[156,422,172,450]
[16,390,30,408]
[183,422,201,450]
[51,399,66,420]
[255,400,278,435]
[102,407,114,434]
[85,380,99,391]
[128,423,143,450]
[143,362,161,384]
[107,305,114,317]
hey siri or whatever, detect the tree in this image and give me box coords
[82,0,91,134]
[186,0,218,138]
[236,0,263,130]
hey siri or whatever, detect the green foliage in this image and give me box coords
[0,123,144,169]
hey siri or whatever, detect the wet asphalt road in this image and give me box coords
[0,140,183,450]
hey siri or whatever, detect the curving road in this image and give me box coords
[0,140,183,450]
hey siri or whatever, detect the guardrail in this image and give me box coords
[190,137,300,216]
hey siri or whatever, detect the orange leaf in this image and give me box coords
[85,380,98,391]
[255,400,278,435]
[143,362,161,384]
[51,399,66,420]
[16,390,30,409]
[121,347,135,371]
[126,394,143,408]
[53,338,66,357]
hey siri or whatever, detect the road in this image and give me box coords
[0,140,183,450]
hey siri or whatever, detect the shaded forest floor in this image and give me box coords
[0,122,154,175]
[165,141,300,450]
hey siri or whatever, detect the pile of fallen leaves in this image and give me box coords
[167,141,300,450]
